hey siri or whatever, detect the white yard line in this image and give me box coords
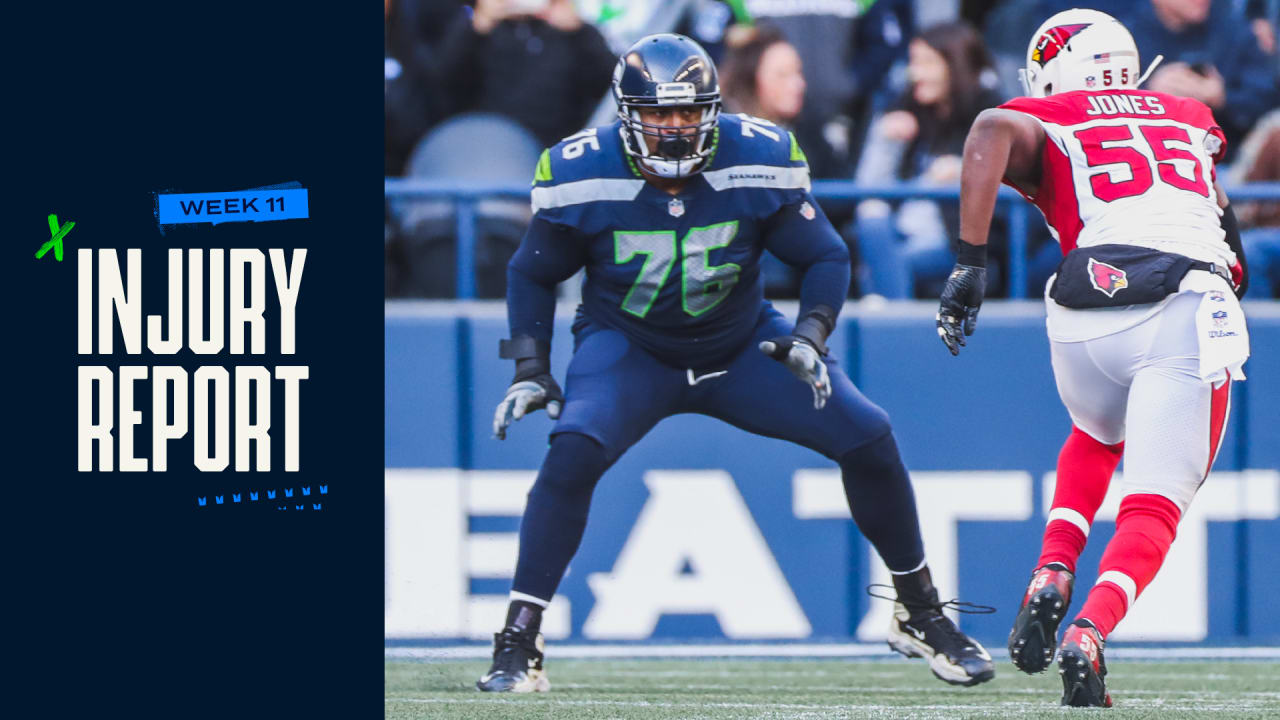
[536,668,909,677]
[386,643,1280,661]
[544,684,1280,697]
[385,697,1022,710]
[385,696,1271,713]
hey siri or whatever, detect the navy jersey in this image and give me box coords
[510,113,848,369]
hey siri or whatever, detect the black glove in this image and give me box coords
[937,240,987,356]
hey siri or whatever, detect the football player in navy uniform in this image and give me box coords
[478,33,995,692]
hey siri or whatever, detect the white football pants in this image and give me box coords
[1049,291,1233,512]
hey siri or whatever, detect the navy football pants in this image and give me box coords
[552,306,891,461]
[512,306,926,603]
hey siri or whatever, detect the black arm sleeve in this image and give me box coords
[507,217,590,341]
[762,196,851,346]
[1222,203,1247,298]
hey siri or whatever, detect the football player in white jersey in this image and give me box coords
[934,8,1250,708]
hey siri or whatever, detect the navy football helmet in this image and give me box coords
[612,33,721,178]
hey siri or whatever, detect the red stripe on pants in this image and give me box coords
[1205,373,1231,479]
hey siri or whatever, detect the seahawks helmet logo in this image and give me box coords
[1031,23,1091,67]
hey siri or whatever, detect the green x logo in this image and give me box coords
[36,214,74,262]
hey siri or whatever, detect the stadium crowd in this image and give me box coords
[385,0,1280,299]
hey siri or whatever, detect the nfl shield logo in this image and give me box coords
[799,201,816,220]
[668,198,685,217]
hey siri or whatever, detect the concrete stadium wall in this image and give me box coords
[385,300,1280,647]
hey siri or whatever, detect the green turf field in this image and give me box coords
[385,658,1280,719]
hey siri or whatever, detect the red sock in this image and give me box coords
[1037,426,1124,572]
[1076,493,1181,638]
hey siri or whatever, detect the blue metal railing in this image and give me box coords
[384,178,1280,300]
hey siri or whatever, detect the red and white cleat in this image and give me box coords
[1058,619,1112,708]
[1008,563,1074,674]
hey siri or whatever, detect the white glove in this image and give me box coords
[492,378,563,440]
[759,336,831,410]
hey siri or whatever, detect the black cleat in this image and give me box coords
[1058,619,1112,708]
[886,599,996,686]
[476,627,550,693]
[1008,563,1074,674]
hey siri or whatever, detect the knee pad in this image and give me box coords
[839,431,906,481]
[534,432,610,500]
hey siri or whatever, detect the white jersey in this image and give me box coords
[1004,93,1247,515]
[1002,89,1230,267]
[1001,89,1237,342]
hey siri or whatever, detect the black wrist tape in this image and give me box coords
[513,357,550,382]
[793,304,837,355]
[955,238,987,268]
[502,336,552,382]
[499,336,550,361]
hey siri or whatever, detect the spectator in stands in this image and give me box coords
[719,23,811,297]
[981,0,1047,100]
[385,0,461,176]
[980,0,1128,100]
[720,24,806,126]
[848,0,918,159]
[436,0,616,148]
[1120,0,1280,157]
[708,0,914,179]
[1229,110,1280,298]
[1250,0,1278,50]
[851,21,1004,298]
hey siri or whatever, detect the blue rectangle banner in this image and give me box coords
[156,187,309,225]
[384,304,1280,646]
